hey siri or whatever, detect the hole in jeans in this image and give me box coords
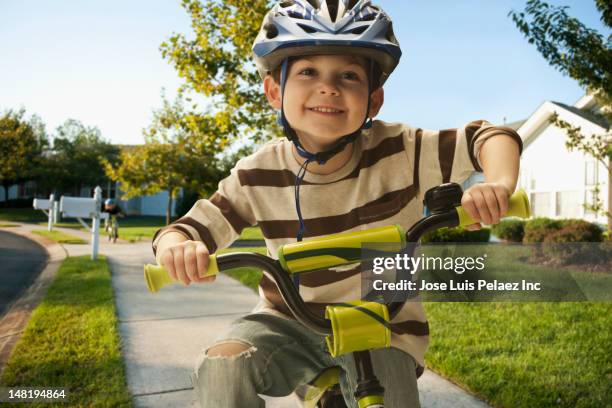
[204,340,257,359]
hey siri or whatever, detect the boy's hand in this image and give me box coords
[461,183,511,231]
[159,240,216,286]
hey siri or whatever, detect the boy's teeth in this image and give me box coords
[311,107,341,113]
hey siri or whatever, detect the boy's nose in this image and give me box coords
[318,84,340,96]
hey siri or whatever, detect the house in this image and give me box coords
[0,180,180,218]
[515,94,610,225]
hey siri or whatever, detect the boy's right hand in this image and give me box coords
[159,241,216,286]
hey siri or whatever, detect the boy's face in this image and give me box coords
[264,54,384,151]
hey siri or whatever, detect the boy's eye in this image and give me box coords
[298,68,315,76]
[342,71,360,80]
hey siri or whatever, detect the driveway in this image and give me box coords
[0,230,49,318]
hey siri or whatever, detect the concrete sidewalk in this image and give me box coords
[9,223,491,408]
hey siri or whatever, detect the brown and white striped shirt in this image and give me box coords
[152,119,522,375]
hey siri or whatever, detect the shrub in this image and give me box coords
[542,220,604,265]
[523,218,563,243]
[421,227,490,243]
[552,220,603,243]
[3,198,34,208]
[491,219,525,242]
[175,189,201,218]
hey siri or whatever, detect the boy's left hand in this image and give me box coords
[461,183,511,231]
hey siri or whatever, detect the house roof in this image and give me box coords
[505,119,527,130]
[551,101,609,130]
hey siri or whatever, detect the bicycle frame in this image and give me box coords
[144,187,530,408]
[106,215,119,243]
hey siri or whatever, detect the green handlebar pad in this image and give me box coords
[456,189,530,226]
[144,254,219,293]
[277,225,405,274]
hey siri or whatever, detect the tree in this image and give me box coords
[42,119,119,196]
[160,0,281,145]
[0,109,47,206]
[104,95,226,225]
[509,0,612,228]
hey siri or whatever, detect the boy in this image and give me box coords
[152,1,522,407]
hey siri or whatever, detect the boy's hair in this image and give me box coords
[270,57,384,90]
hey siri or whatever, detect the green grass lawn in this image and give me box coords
[424,302,612,408]
[216,247,268,291]
[0,256,132,407]
[0,209,266,242]
[118,221,264,242]
[0,223,18,227]
[0,208,47,223]
[238,227,264,240]
[32,229,87,244]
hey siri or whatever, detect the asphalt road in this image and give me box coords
[0,230,49,317]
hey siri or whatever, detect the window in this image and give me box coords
[584,189,601,217]
[556,191,581,218]
[531,192,551,217]
[585,161,598,186]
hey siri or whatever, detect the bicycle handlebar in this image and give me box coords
[144,189,530,335]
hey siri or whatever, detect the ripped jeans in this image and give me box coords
[191,313,420,408]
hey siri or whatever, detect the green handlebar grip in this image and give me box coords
[456,189,530,226]
[278,225,406,274]
[144,254,219,293]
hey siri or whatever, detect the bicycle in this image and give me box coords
[144,183,530,408]
[105,214,119,243]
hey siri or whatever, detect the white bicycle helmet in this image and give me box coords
[253,0,401,87]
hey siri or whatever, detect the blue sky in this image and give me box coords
[1,1,608,145]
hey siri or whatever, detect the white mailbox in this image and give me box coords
[60,196,99,219]
[33,198,51,210]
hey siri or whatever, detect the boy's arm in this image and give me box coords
[151,165,257,261]
[412,119,522,228]
[461,134,521,228]
[481,135,520,192]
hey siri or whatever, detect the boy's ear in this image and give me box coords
[264,75,282,110]
[368,87,385,118]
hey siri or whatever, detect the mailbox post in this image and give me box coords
[33,194,56,232]
[91,186,102,260]
[58,186,103,260]
[48,194,54,232]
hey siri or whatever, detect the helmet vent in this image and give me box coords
[326,0,338,22]
[305,0,319,8]
[297,23,317,33]
[358,12,376,21]
[349,25,367,35]
[345,0,359,10]
[264,23,279,39]
[280,0,295,7]
[287,10,306,19]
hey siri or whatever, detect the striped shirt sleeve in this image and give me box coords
[418,120,522,192]
[152,165,256,255]
[464,120,523,173]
